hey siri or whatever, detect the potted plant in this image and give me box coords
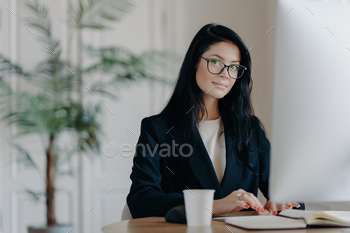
[0,0,177,232]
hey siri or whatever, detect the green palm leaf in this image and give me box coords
[25,0,52,37]
[85,46,179,84]
[70,0,132,29]
[10,142,41,174]
[24,189,45,202]
[25,0,63,60]
[0,55,31,78]
[88,80,119,99]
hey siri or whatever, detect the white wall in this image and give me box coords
[0,0,276,232]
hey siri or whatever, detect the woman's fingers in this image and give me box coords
[215,189,267,215]
[264,200,277,215]
[292,202,301,208]
[234,191,251,209]
[264,200,302,215]
[239,192,264,212]
[276,202,301,211]
[235,199,250,209]
[284,202,299,210]
[277,203,287,211]
[285,202,292,209]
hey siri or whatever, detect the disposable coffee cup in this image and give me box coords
[183,189,215,227]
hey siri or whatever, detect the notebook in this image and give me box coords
[224,210,350,230]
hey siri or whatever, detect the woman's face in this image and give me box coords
[196,41,241,100]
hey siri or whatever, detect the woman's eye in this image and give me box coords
[210,59,220,65]
[230,65,238,70]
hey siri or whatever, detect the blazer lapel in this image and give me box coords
[220,114,245,196]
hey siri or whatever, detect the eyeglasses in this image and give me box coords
[201,57,247,79]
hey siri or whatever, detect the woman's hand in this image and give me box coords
[262,200,301,215]
[213,189,265,215]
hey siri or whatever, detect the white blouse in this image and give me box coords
[197,117,226,183]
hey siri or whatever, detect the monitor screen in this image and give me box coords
[269,0,350,203]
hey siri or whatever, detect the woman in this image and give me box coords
[127,23,300,218]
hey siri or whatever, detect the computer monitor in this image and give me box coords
[269,0,350,203]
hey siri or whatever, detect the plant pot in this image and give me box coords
[27,224,74,233]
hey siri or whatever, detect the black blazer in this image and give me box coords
[127,113,271,218]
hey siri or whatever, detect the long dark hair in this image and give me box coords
[161,23,258,159]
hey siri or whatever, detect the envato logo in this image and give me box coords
[103,140,193,158]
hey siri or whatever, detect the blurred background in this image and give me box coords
[0,0,348,232]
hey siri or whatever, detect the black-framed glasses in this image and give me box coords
[201,57,247,79]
